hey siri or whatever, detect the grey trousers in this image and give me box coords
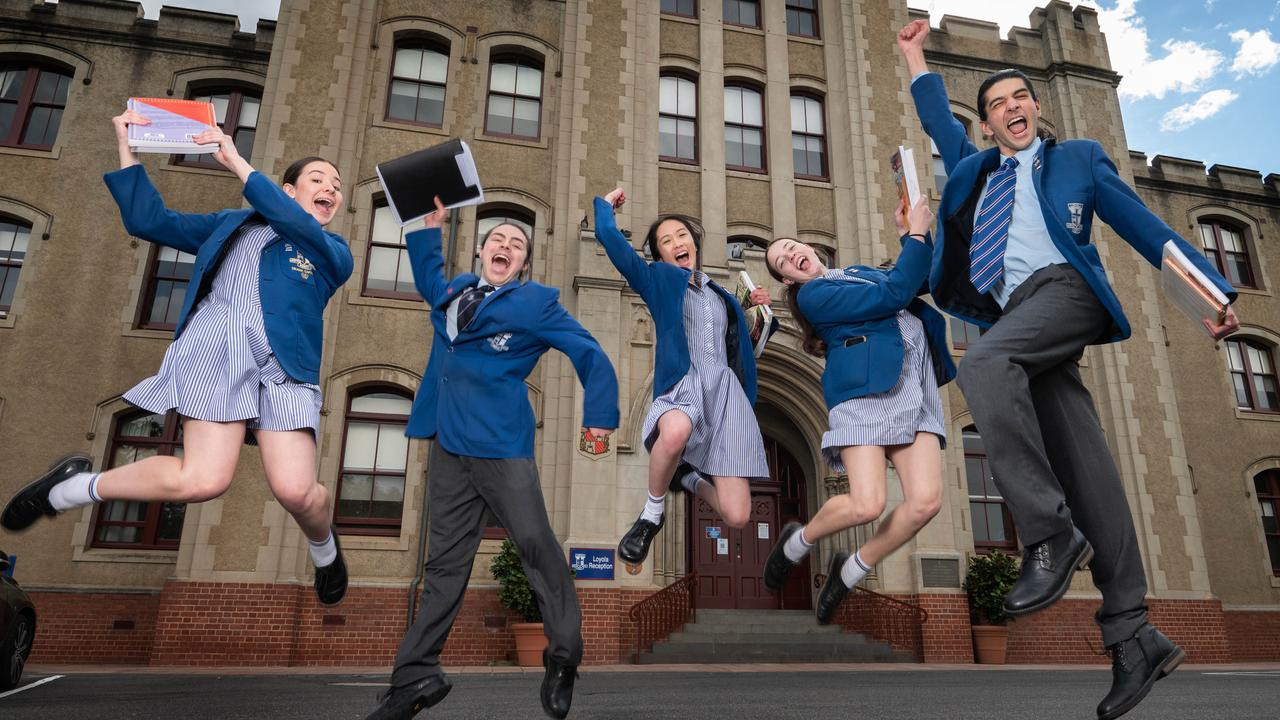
[390,444,583,688]
[957,263,1148,645]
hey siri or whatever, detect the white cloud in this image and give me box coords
[1229,29,1280,77]
[1159,89,1238,131]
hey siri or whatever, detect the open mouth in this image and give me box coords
[1006,116,1028,137]
[491,253,511,271]
[796,256,810,272]
[314,197,334,212]
[674,250,690,264]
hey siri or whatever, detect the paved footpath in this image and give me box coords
[2,663,1278,719]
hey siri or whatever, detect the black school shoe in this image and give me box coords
[618,514,664,564]
[764,522,804,593]
[313,526,348,606]
[1096,625,1185,720]
[541,648,578,719]
[814,551,852,625]
[1003,525,1093,617]
[1,454,93,532]
[364,674,452,720]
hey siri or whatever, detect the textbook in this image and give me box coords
[1161,240,1229,336]
[734,270,779,358]
[126,97,218,154]
[375,139,485,227]
[890,145,921,218]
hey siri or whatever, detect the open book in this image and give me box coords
[127,98,218,154]
[1162,240,1228,335]
[890,145,921,219]
[376,139,485,227]
[734,270,779,358]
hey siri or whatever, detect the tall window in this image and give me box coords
[662,0,697,18]
[932,115,973,192]
[964,426,1017,552]
[139,246,196,330]
[485,56,542,140]
[950,317,983,351]
[92,411,186,549]
[724,84,765,172]
[1256,470,1280,576]
[790,94,827,180]
[387,39,448,126]
[1226,338,1279,412]
[724,0,760,28]
[1199,220,1257,289]
[0,61,72,149]
[785,0,820,38]
[659,74,697,163]
[177,87,260,167]
[474,207,534,275]
[336,389,412,535]
[0,216,30,318]
[365,203,425,300]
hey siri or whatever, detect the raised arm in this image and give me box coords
[405,196,452,308]
[593,188,655,298]
[898,20,978,173]
[535,292,621,432]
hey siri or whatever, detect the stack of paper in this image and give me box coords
[376,139,485,227]
[1161,240,1229,335]
[890,145,921,219]
[127,98,218,154]
[734,270,778,358]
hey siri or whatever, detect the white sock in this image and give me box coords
[640,493,665,524]
[679,469,705,494]
[309,532,338,567]
[839,551,871,589]
[783,526,813,563]
[48,472,101,511]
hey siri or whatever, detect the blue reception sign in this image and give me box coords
[570,547,615,580]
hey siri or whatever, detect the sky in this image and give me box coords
[120,0,1278,176]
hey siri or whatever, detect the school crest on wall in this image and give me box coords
[578,428,611,459]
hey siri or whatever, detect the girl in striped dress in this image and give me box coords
[761,198,956,623]
[1,108,354,605]
[593,187,774,566]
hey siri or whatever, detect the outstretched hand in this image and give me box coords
[423,196,448,230]
[1204,305,1240,341]
[603,187,626,211]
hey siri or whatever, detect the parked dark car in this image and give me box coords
[0,549,35,691]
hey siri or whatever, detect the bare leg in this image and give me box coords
[255,428,331,542]
[699,476,751,528]
[858,432,943,565]
[646,410,692,497]
[801,445,888,543]
[94,419,246,503]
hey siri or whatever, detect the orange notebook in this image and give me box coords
[126,97,218,154]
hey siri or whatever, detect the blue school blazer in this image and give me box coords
[592,198,761,404]
[797,237,956,410]
[911,72,1235,342]
[404,227,619,459]
[104,164,353,384]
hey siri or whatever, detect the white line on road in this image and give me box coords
[0,674,65,699]
[328,682,389,687]
[1201,671,1280,677]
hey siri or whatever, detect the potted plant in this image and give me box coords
[490,539,546,667]
[963,551,1020,664]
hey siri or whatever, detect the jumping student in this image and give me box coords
[593,187,773,567]
[366,198,618,720]
[761,198,954,624]
[1,107,353,606]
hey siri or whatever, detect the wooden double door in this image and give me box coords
[690,438,811,610]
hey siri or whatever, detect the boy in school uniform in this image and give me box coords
[365,199,619,720]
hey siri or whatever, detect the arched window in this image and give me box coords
[0,216,31,319]
[1256,470,1280,576]
[790,93,827,180]
[964,425,1017,552]
[785,0,820,39]
[176,86,261,167]
[661,0,697,18]
[387,39,449,127]
[485,55,543,140]
[364,202,425,300]
[473,206,535,275]
[659,74,697,163]
[138,246,197,330]
[1198,219,1257,289]
[724,0,760,28]
[91,410,186,549]
[335,388,413,535]
[1226,338,1279,412]
[0,60,72,149]
[725,84,765,172]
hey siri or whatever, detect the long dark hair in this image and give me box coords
[765,238,826,358]
[281,156,338,186]
[644,214,702,268]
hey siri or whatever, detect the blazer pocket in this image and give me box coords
[829,338,871,395]
[294,311,323,373]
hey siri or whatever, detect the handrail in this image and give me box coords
[816,573,929,660]
[627,572,697,663]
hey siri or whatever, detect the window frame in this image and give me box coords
[1256,470,1280,577]
[483,54,544,141]
[659,73,699,165]
[0,60,72,150]
[334,387,414,536]
[724,82,767,174]
[661,0,698,19]
[90,410,186,550]
[790,92,828,181]
[172,84,262,170]
[362,201,423,301]
[384,37,450,128]
[723,0,761,29]
[1226,338,1280,413]
[137,245,197,331]
[785,0,821,39]
[963,426,1018,553]
[1198,218,1258,290]
[0,214,31,319]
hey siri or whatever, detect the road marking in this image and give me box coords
[1202,671,1280,677]
[328,682,388,687]
[0,674,65,699]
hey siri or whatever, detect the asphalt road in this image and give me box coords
[2,667,1278,719]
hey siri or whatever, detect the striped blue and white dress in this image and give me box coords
[124,222,322,440]
[820,268,946,472]
[642,271,769,479]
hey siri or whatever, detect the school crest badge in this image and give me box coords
[488,332,513,352]
[578,428,611,459]
[288,249,315,280]
[1065,202,1084,235]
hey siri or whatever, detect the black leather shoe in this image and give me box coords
[2,454,93,532]
[314,526,348,606]
[764,522,804,593]
[1003,525,1093,617]
[668,461,697,494]
[540,649,578,719]
[1096,625,1184,720]
[364,674,452,720]
[618,513,664,564]
[815,551,852,625]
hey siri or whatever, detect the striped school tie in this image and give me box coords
[456,284,494,330]
[969,156,1019,294]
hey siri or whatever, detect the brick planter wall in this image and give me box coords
[26,590,161,665]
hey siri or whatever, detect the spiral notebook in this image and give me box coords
[126,98,218,154]
[376,139,485,227]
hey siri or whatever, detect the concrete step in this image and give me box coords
[677,622,847,636]
[694,609,814,622]
[665,630,871,645]
[637,642,903,664]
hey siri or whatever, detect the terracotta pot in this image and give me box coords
[972,624,1010,664]
[511,622,549,667]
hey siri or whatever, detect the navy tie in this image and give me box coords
[969,157,1019,294]
[456,284,494,330]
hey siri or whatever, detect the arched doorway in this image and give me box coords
[688,437,812,609]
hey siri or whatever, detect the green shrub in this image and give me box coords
[963,552,1020,626]
[489,539,541,623]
